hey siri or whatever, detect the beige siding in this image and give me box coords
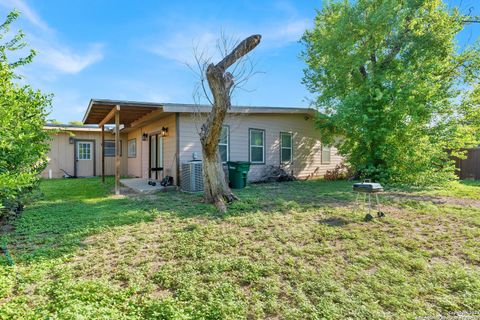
[126,113,177,181]
[178,113,342,181]
[126,129,142,177]
[43,111,342,183]
[41,130,128,178]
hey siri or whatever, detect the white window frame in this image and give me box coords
[321,144,331,164]
[280,132,293,164]
[77,142,91,160]
[218,125,229,163]
[128,138,136,158]
[249,128,265,164]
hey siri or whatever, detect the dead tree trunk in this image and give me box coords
[199,34,261,213]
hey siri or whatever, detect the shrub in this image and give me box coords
[0,11,51,219]
[324,163,353,181]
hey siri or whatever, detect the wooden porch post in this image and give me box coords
[115,105,120,195]
[101,124,105,183]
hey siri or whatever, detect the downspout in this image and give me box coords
[176,112,180,186]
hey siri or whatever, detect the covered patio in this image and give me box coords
[82,99,168,195]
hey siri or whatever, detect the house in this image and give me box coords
[42,99,343,188]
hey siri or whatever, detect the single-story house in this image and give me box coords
[42,99,343,188]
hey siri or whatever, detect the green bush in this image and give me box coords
[0,11,51,219]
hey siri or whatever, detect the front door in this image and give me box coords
[149,134,164,180]
[76,141,94,177]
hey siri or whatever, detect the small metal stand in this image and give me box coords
[353,180,385,221]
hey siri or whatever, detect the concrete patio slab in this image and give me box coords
[120,178,166,193]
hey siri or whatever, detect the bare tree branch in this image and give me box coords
[215,35,261,72]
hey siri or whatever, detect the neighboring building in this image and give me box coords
[42,124,127,178]
[41,99,343,184]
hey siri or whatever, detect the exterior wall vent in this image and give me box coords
[180,160,203,192]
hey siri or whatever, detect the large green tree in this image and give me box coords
[302,0,480,184]
[0,11,51,215]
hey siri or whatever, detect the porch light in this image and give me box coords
[142,133,148,141]
[161,127,169,137]
[69,137,75,144]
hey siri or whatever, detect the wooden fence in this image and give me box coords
[454,148,480,180]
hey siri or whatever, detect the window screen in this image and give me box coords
[104,140,121,157]
[321,144,331,164]
[128,139,136,158]
[218,126,229,163]
[280,132,292,163]
[249,129,265,163]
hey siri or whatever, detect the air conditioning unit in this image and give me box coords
[180,160,203,192]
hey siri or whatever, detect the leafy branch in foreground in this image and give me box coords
[0,10,51,219]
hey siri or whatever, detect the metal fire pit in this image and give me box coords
[353,180,385,221]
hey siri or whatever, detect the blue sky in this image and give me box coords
[0,0,478,123]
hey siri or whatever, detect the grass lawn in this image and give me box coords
[1,178,480,319]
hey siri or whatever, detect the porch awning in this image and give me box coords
[82,99,163,126]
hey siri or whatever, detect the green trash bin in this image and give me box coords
[227,161,251,189]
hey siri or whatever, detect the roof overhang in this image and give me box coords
[82,99,317,128]
[161,103,317,116]
[44,124,103,132]
[82,99,163,127]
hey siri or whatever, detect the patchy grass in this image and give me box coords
[390,179,480,200]
[1,178,479,319]
[418,180,480,200]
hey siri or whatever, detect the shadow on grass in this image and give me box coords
[228,179,355,215]
[1,178,356,265]
[319,217,350,227]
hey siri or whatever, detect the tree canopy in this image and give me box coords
[68,121,84,126]
[0,10,51,216]
[302,0,480,184]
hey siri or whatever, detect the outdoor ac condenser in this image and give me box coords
[180,160,203,192]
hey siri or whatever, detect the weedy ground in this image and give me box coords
[1,178,479,319]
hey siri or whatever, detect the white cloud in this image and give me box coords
[36,42,104,74]
[266,18,310,43]
[0,0,104,75]
[147,16,310,64]
[149,32,219,65]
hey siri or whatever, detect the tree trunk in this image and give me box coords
[202,150,234,213]
[199,34,261,213]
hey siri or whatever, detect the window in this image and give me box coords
[249,129,265,164]
[321,144,331,164]
[280,132,293,164]
[77,142,91,160]
[104,140,121,157]
[128,139,136,158]
[218,126,229,163]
